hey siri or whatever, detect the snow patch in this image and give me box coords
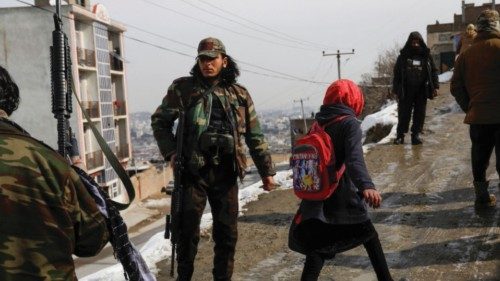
[142,198,169,209]
[361,101,398,148]
[438,71,453,83]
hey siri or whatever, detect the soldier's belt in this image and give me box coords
[199,132,234,155]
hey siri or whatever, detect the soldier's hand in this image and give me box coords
[262,176,277,191]
[363,189,381,209]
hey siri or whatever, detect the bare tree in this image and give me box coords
[359,44,400,118]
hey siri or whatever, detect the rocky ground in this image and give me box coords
[155,83,499,281]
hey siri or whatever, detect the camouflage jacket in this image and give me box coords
[151,76,275,179]
[0,118,109,281]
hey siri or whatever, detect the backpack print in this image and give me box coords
[291,116,347,201]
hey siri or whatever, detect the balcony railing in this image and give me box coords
[116,143,130,159]
[85,150,104,170]
[82,101,100,119]
[113,100,127,116]
[77,47,96,68]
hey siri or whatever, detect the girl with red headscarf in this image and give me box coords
[289,80,394,281]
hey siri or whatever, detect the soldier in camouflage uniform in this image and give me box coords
[0,65,109,280]
[151,37,277,281]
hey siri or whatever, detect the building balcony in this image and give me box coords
[113,100,127,116]
[116,143,130,159]
[85,150,104,171]
[77,47,96,68]
[82,101,100,119]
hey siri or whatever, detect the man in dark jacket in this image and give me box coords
[151,37,277,281]
[451,9,500,209]
[392,31,439,145]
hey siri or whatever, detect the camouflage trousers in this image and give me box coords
[176,156,239,281]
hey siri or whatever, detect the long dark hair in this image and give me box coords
[190,54,240,85]
[0,65,20,116]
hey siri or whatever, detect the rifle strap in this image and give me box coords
[71,81,135,210]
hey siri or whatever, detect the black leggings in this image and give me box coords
[469,124,500,182]
[300,235,393,281]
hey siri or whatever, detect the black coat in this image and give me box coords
[392,32,439,101]
[289,104,376,255]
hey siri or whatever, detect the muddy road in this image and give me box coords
[156,83,499,281]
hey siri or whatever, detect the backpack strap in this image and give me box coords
[321,115,351,129]
[321,115,349,177]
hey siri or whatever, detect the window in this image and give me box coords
[110,182,119,198]
[438,33,452,42]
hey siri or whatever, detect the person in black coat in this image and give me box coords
[289,79,393,281]
[392,31,439,145]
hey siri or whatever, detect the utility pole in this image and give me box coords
[322,49,355,80]
[293,98,309,133]
[462,0,466,23]
[493,0,496,10]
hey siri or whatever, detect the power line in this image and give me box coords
[13,0,329,85]
[178,0,322,50]
[196,0,333,50]
[125,23,195,50]
[237,59,329,85]
[139,0,318,52]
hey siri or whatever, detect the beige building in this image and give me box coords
[0,0,132,200]
[427,2,499,72]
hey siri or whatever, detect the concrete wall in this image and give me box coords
[0,6,77,149]
[130,164,174,200]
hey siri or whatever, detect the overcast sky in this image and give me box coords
[1,0,495,113]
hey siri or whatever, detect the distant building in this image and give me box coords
[427,1,500,73]
[0,0,132,200]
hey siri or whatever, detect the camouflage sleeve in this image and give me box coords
[68,169,109,257]
[151,83,182,160]
[242,91,276,178]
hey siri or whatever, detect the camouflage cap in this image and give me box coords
[197,37,226,58]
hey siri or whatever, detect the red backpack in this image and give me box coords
[291,116,347,201]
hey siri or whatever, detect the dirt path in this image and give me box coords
[156,83,499,281]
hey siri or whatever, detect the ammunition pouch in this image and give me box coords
[187,151,206,174]
[200,132,234,154]
[199,132,234,166]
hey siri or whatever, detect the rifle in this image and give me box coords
[50,1,154,280]
[165,110,185,277]
[50,2,72,157]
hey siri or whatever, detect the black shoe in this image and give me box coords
[393,135,404,144]
[411,134,422,145]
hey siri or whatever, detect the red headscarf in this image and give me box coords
[322,79,364,116]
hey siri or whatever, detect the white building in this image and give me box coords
[0,0,132,200]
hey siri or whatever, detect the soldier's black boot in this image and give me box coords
[393,134,404,145]
[411,134,422,145]
[474,181,496,209]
